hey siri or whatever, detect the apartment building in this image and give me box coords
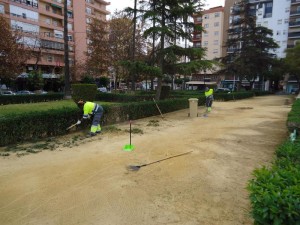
[289,0,300,48]
[221,0,293,90]
[0,0,109,78]
[190,6,224,89]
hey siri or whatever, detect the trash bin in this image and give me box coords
[188,98,198,117]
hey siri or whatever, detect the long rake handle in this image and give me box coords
[140,151,193,167]
[153,98,164,119]
[66,123,77,130]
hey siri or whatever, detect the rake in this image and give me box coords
[127,150,193,171]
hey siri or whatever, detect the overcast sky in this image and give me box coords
[107,0,225,16]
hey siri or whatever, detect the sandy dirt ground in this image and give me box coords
[0,95,293,225]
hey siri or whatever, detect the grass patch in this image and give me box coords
[103,125,122,133]
[126,128,143,134]
[147,120,160,127]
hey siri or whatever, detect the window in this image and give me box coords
[214,31,219,36]
[283,30,287,35]
[204,24,209,28]
[47,56,53,62]
[213,40,219,45]
[214,12,220,17]
[276,31,281,35]
[0,4,4,14]
[213,49,218,54]
[86,7,92,14]
[214,22,219,27]
[196,17,202,22]
[195,34,201,39]
[195,42,201,47]
[68,35,73,41]
[204,14,209,19]
[285,19,289,24]
[277,19,282,25]
[46,5,50,11]
[67,23,73,30]
[86,17,91,24]
[204,41,208,46]
[285,8,290,13]
[45,18,51,24]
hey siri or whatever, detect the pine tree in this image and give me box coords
[221,0,278,90]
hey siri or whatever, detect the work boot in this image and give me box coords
[86,132,96,138]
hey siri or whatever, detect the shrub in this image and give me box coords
[0,93,64,105]
[71,83,97,104]
[287,99,300,132]
[248,139,300,225]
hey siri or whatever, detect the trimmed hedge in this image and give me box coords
[95,93,154,102]
[248,98,300,225]
[71,84,97,103]
[0,98,189,146]
[287,99,300,132]
[0,107,79,146]
[0,93,64,105]
[0,91,257,146]
[248,140,300,225]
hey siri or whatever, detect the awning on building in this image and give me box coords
[186,81,217,85]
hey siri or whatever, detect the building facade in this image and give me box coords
[190,6,224,89]
[0,0,109,78]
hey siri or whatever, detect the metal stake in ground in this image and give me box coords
[127,150,193,171]
[123,120,135,151]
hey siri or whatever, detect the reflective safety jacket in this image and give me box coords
[82,101,99,119]
[205,88,214,98]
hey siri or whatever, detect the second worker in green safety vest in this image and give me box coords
[76,100,103,136]
[204,87,214,112]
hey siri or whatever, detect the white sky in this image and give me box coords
[107,0,225,17]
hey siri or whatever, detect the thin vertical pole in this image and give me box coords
[130,120,132,145]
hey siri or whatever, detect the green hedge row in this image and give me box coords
[0,92,257,146]
[287,99,300,132]
[247,140,300,225]
[247,98,300,225]
[0,93,64,105]
[0,98,189,146]
[95,93,155,102]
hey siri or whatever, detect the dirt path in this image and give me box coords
[0,95,292,225]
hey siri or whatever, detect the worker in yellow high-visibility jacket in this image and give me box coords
[76,100,103,136]
[204,87,214,113]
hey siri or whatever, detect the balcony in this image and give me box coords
[288,32,300,38]
[290,10,300,16]
[289,21,300,27]
[10,0,38,9]
[10,13,39,24]
[291,0,300,4]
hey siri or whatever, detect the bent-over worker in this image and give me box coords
[76,100,103,136]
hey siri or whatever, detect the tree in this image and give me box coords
[285,41,300,89]
[220,0,278,90]
[130,0,213,99]
[109,13,134,88]
[0,16,28,80]
[86,19,111,77]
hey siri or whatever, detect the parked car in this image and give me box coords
[97,87,108,93]
[16,90,35,95]
[291,88,299,94]
[215,88,231,93]
[1,91,16,95]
